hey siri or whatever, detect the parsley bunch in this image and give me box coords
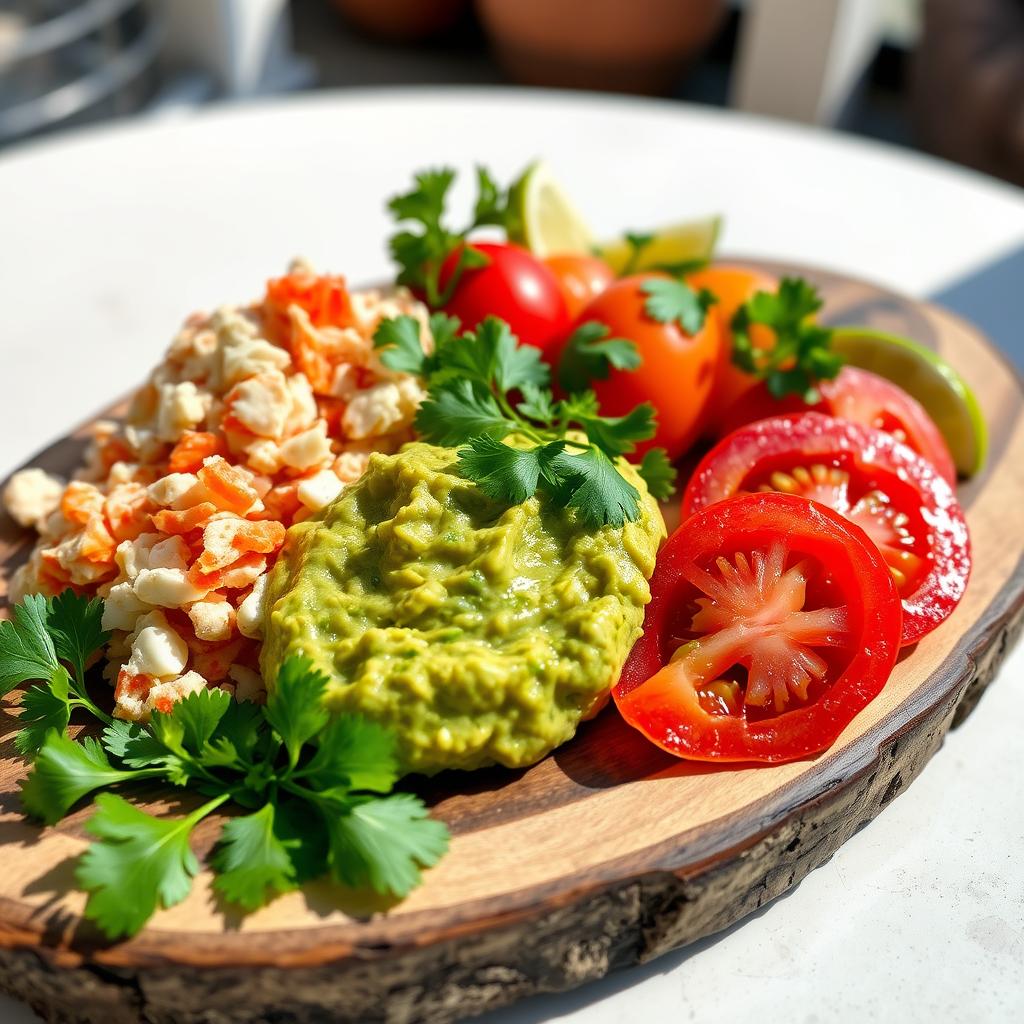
[2,592,449,940]
[731,277,841,401]
[388,167,517,308]
[375,313,675,526]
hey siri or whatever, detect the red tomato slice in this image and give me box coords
[682,412,971,646]
[616,492,902,763]
[717,366,957,485]
[439,241,569,357]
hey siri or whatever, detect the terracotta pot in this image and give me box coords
[331,0,470,42]
[476,0,726,94]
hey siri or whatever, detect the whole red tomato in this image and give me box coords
[439,242,569,356]
[544,254,615,319]
[564,273,723,460]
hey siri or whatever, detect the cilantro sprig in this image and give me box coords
[388,167,517,308]
[0,592,113,754]
[374,314,675,521]
[2,592,449,939]
[557,321,641,394]
[730,277,841,401]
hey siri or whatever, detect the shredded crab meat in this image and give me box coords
[677,544,849,714]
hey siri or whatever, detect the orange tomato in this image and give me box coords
[544,254,616,320]
[568,273,723,460]
[687,264,778,431]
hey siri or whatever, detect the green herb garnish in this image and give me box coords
[374,314,673,524]
[388,167,517,308]
[2,591,449,939]
[557,321,641,394]
[730,276,841,401]
[641,277,717,336]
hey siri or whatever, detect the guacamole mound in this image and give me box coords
[261,442,665,775]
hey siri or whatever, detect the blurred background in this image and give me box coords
[0,0,1022,188]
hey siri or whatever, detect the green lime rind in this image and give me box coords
[831,326,987,477]
[508,160,595,257]
[596,215,722,275]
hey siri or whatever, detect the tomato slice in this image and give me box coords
[717,366,957,486]
[682,412,971,646]
[616,492,902,763]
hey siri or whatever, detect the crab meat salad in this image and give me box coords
[0,161,975,939]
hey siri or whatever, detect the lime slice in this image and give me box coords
[831,326,987,477]
[597,216,722,275]
[509,160,595,257]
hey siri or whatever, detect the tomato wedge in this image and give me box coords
[682,412,971,646]
[717,366,957,486]
[616,492,902,763]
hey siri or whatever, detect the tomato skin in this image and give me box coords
[682,412,971,645]
[439,242,569,356]
[716,366,957,486]
[687,264,779,430]
[565,274,723,460]
[544,254,615,319]
[616,492,902,763]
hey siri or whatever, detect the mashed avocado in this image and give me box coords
[261,442,665,775]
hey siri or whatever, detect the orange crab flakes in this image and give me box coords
[263,271,353,342]
[191,637,246,682]
[104,484,152,542]
[80,516,117,564]
[61,482,104,525]
[168,431,226,474]
[115,668,155,702]
[196,518,286,574]
[197,456,261,515]
[187,550,266,592]
[259,482,302,523]
[152,502,219,535]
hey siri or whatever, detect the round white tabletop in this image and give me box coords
[1,89,1023,1024]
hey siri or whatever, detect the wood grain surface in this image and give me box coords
[0,263,1020,1024]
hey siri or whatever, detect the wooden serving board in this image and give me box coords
[0,264,1021,1024]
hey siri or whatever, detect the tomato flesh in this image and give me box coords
[616,492,901,763]
[717,366,957,485]
[682,412,971,645]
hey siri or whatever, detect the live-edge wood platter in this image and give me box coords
[0,262,1021,1024]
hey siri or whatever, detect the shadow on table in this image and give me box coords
[930,244,1024,371]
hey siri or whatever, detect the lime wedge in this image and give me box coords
[831,326,987,477]
[597,216,722,275]
[509,160,595,257]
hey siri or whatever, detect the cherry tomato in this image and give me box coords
[616,491,902,763]
[439,242,569,356]
[717,365,958,485]
[687,264,779,428]
[682,412,971,645]
[562,273,723,460]
[544,254,616,319]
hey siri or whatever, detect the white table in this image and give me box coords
[2,90,1023,1024]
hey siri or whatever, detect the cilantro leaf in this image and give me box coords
[202,699,267,768]
[0,593,58,696]
[415,380,514,447]
[557,321,641,393]
[162,688,232,754]
[212,803,297,910]
[273,796,330,884]
[456,437,565,506]
[77,793,213,939]
[263,656,331,767]
[637,448,677,500]
[516,384,556,423]
[21,733,141,825]
[304,715,400,794]
[327,794,450,897]
[15,669,71,756]
[730,277,840,401]
[576,404,657,458]
[373,315,429,377]
[549,447,642,528]
[442,317,549,394]
[101,718,179,769]
[46,591,108,687]
[641,278,716,335]
[473,166,513,228]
